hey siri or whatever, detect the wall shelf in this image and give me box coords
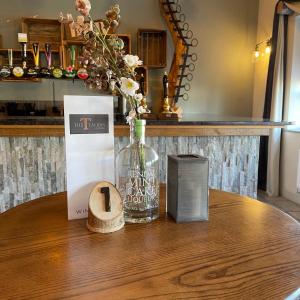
[21,18,62,51]
[0,48,60,69]
[0,77,41,83]
[137,29,167,68]
[0,18,133,83]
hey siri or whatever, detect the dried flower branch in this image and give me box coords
[60,1,147,121]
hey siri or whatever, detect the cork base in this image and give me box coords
[86,218,124,233]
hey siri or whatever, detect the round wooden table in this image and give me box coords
[1,190,300,299]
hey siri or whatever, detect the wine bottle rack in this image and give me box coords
[159,0,198,106]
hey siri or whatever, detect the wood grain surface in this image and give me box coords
[0,124,274,137]
[1,188,300,299]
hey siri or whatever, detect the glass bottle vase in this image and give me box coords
[116,119,160,223]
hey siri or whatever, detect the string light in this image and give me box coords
[253,38,272,61]
[254,45,260,58]
[265,39,272,54]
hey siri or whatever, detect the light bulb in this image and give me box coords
[254,45,260,59]
[265,39,271,54]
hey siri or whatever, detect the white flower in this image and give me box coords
[106,70,113,81]
[110,80,116,91]
[137,106,146,114]
[112,4,120,14]
[126,110,136,123]
[75,0,91,17]
[134,93,143,103]
[67,14,74,22]
[123,55,143,68]
[120,77,139,96]
[76,15,85,25]
[58,12,64,23]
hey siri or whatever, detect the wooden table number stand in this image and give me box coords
[87,182,124,234]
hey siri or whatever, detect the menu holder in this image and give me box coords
[64,95,115,220]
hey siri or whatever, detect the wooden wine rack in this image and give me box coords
[159,0,198,107]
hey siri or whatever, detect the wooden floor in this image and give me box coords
[258,191,300,222]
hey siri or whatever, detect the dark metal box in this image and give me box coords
[167,154,209,222]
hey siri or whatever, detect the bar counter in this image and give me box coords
[0,114,288,137]
[0,114,290,213]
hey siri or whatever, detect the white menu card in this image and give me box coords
[64,95,114,220]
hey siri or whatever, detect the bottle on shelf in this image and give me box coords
[64,45,77,79]
[77,46,88,80]
[158,72,179,120]
[20,41,28,77]
[12,61,24,78]
[139,73,145,96]
[12,33,27,78]
[27,43,40,77]
[139,74,149,112]
[0,49,12,78]
[40,43,52,77]
[161,71,171,113]
[77,66,88,80]
[52,46,63,79]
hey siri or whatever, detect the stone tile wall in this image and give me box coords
[0,136,260,213]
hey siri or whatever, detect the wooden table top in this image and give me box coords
[1,190,300,299]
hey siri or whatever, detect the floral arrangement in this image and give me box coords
[59,0,147,122]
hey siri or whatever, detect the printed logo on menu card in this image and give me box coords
[69,114,109,134]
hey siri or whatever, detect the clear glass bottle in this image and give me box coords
[116,119,160,223]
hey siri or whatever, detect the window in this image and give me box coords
[286,15,300,128]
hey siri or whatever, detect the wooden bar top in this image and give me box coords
[1,188,300,299]
[0,124,284,137]
[0,114,290,137]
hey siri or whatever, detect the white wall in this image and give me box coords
[178,0,258,117]
[0,0,259,116]
[252,0,277,118]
